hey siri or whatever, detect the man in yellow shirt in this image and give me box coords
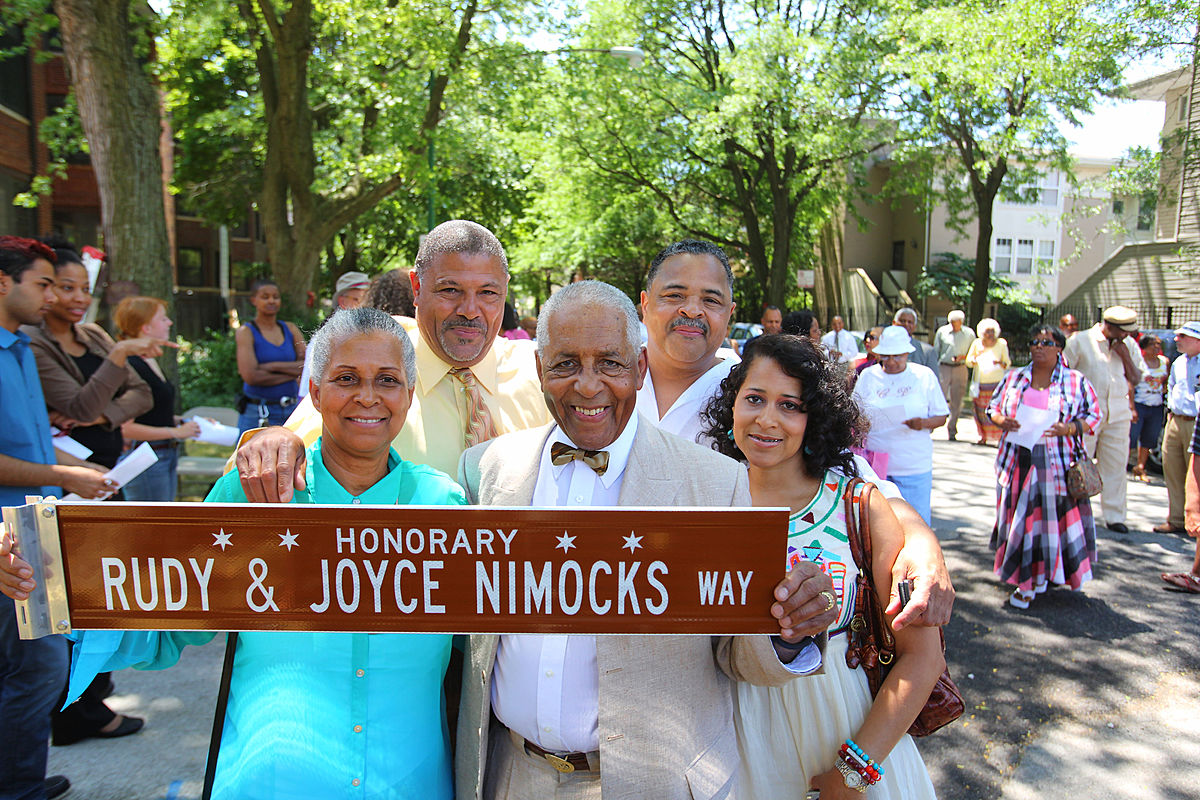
[234,220,550,499]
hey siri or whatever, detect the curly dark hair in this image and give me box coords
[363,269,415,317]
[701,334,866,479]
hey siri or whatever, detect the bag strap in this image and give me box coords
[202,632,239,800]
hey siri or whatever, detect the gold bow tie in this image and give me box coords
[550,442,610,475]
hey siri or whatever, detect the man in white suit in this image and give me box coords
[457,280,837,800]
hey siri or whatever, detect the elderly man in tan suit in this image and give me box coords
[1063,306,1146,533]
[457,280,837,800]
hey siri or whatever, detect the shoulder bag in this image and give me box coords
[841,478,964,737]
[1065,436,1102,500]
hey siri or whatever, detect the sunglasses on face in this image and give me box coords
[1028,339,1059,348]
[865,334,878,341]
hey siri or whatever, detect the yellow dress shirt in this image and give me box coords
[275,329,551,478]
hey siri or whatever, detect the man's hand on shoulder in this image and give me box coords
[771,561,837,642]
[236,427,307,503]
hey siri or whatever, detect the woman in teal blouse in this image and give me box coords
[64,308,465,799]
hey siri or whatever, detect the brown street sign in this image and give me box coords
[5,500,788,638]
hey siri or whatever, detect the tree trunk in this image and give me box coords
[54,0,172,302]
[970,190,996,325]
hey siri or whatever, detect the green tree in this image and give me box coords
[883,0,1136,324]
[4,0,173,301]
[161,0,537,306]
[526,0,891,315]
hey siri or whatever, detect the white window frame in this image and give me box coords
[1015,239,1034,274]
[993,237,1013,274]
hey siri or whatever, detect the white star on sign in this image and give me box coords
[555,531,577,552]
[212,529,232,551]
[278,529,299,551]
[622,532,643,553]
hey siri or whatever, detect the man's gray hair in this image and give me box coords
[414,219,509,280]
[310,307,416,388]
[537,281,641,358]
[894,306,917,323]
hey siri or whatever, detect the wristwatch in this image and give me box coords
[836,759,868,793]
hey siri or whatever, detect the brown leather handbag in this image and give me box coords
[1065,437,1102,501]
[841,478,964,737]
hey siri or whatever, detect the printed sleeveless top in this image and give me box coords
[786,470,859,635]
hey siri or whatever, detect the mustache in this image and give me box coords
[441,316,487,333]
[669,318,709,335]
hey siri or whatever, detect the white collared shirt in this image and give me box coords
[490,416,639,753]
[1167,352,1200,416]
[820,329,857,362]
[636,357,737,445]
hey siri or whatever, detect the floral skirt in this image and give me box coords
[973,382,1003,444]
[991,443,1096,591]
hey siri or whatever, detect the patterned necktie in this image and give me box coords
[450,368,498,447]
[550,442,610,475]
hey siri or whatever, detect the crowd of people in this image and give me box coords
[1,221,1197,800]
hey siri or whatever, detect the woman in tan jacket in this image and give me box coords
[21,243,163,471]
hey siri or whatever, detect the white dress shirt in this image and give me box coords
[490,415,640,752]
[635,358,737,446]
[820,329,857,362]
[1167,353,1200,416]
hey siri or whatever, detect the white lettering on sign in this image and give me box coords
[309,559,445,614]
[698,570,754,606]
[474,560,671,616]
[334,527,519,556]
[100,557,213,612]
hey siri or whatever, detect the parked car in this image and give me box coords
[728,322,763,353]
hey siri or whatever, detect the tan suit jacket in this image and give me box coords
[455,416,822,800]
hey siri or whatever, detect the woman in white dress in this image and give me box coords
[703,333,944,799]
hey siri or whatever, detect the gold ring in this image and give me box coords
[819,590,836,611]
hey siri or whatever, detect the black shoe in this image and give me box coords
[1107,522,1129,534]
[44,775,71,799]
[93,715,144,739]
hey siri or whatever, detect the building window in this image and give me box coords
[1182,95,1190,124]
[993,237,1012,273]
[0,29,31,118]
[1036,240,1055,273]
[177,247,205,287]
[1013,172,1060,206]
[1015,239,1034,274]
[1112,198,1125,217]
[1137,195,1155,232]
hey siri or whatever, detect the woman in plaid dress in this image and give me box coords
[986,324,1102,609]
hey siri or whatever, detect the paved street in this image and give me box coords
[43,419,1200,799]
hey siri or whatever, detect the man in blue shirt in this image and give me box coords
[0,235,108,800]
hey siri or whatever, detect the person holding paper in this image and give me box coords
[966,318,1010,446]
[987,324,1101,609]
[111,296,201,501]
[852,326,949,524]
[21,238,158,475]
[701,333,941,799]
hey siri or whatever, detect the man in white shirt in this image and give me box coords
[820,315,857,363]
[636,240,955,628]
[933,310,977,440]
[1157,321,1200,534]
[1063,306,1146,533]
[456,281,835,800]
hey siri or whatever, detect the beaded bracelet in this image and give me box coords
[839,739,884,785]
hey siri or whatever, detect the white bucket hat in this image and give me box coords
[873,325,916,356]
